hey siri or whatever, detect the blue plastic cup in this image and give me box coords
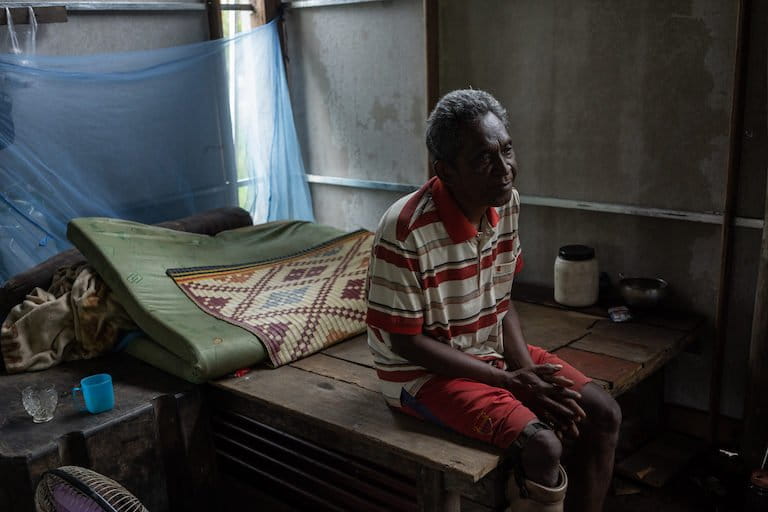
[73,373,114,414]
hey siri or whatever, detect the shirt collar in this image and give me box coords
[431,177,500,244]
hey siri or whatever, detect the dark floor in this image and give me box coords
[604,449,752,512]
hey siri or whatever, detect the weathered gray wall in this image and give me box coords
[439,0,761,418]
[284,0,427,232]
[0,1,209,55]
[283,0,762,417]
[440,0,737,222]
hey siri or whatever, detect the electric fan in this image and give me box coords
[34,465,148,512]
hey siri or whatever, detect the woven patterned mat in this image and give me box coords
[167,230,372,367]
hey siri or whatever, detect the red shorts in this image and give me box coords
[397,345,591,449]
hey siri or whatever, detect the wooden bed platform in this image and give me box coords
[208,299,703,511]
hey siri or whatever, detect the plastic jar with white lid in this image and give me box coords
[554,245,599,307]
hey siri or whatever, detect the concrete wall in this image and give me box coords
[284,0,427,232]
[1,1,209,55]
[439,0,761,418]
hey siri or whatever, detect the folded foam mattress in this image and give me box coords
[67,218,345,383]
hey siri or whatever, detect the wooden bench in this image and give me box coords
[208,299,702,511]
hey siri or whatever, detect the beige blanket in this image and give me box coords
[1,263,136,373]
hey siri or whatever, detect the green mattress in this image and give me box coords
[67,219,346,383]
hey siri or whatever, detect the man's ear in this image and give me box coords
[433,159,455,184]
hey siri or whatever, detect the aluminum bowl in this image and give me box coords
[619,276,668,308]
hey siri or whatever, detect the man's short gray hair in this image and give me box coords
[425,89,508,163]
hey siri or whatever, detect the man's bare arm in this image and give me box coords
[502,303,574,389]
[501,302,536,370]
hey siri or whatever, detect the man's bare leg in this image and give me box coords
[521,428,563,486]
[564,382,622,512]
[506,427,567,512]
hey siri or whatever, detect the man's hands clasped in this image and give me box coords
[503,364,587,439]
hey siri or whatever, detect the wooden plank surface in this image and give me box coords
[631,311,704,332]
[212,365,502,485]
[554,347,642,389]
[513,301,601,351]
[323,334,373,367]
[304,302,683,398]
[589,320,686,348]
[291,353,380,393]
[608,330,699,397]
[570,333,674,364]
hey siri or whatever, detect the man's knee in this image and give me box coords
[603,395,622,433]
[520,428,562,473]
[583,384,622,435]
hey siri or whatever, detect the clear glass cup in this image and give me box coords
[21,384,58,423]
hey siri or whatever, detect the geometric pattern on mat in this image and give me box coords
[167,230,373,367]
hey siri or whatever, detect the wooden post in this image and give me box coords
[251,0,287,68]
[424,0,439,178]
[206,0,224,40]
[251,0,281,26]
[417,467,461,512]
[708,0,747,444]
[743,170,768,470]
[424,0,440,114]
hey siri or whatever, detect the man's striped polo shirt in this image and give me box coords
[365,176,523,407]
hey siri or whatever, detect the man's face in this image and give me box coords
[445,112,518,210]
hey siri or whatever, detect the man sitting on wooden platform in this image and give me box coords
[365,89,622,512]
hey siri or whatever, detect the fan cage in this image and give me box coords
[35,465,148,512]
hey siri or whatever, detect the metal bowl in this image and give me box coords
[618,276,668,308]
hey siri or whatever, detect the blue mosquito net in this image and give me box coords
[0,19,314,282]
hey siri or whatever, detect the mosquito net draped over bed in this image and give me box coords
[0,19,313,282]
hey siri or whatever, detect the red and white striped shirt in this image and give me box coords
[365,176,523,406]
